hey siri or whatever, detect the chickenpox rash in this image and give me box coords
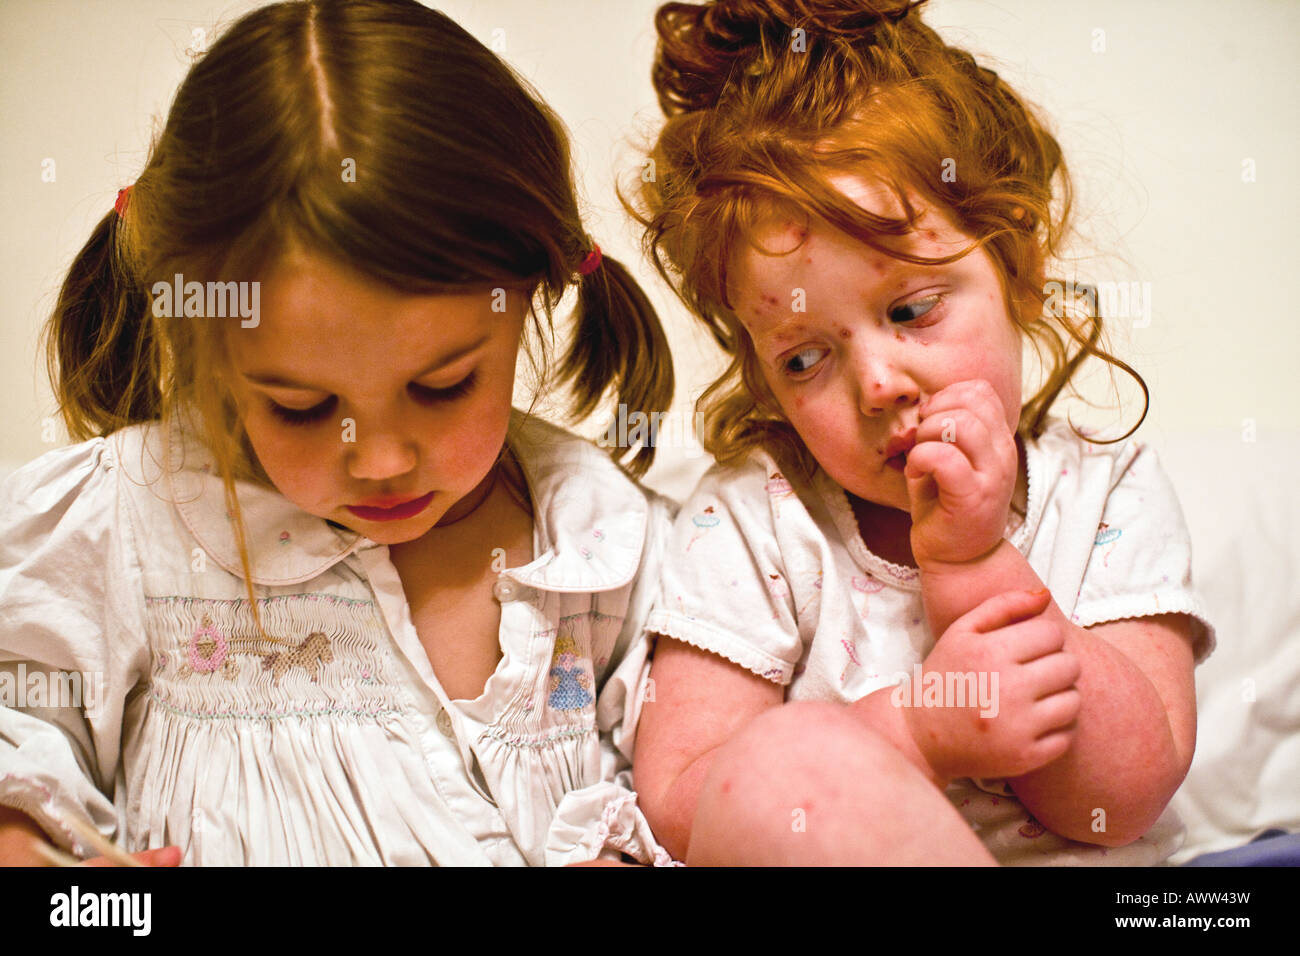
[838,327,852,339]
[894,330,904,341]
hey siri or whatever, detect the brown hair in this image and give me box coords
[634,0,1146,476]
[42,0,673,638]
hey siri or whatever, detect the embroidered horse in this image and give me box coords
[261,631,333,684]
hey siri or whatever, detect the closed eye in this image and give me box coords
[267,396,336,426]
[266,371,478,427]
[412,370,477,404]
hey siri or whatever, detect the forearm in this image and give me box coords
[1006,624,1186,845]
[640,744,724,862]
[917,538,1042,638]
[917,541,1186,845]
[847,687,949,790]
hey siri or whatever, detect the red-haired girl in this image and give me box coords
[633,0,1214,865]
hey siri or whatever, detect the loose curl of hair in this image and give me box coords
[633,0,1146,477]
[43,0,673,641]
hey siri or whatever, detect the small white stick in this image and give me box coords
[61,813,142,867]
[31,838,82,867]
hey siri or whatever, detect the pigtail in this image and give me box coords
[558,253,675,478]
[42,205,158,442]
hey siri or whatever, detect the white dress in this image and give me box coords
[646,417,1217,865]
[0,407,674,866]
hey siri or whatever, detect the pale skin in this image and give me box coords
[635,179,1198,864]
[2,249,542,865]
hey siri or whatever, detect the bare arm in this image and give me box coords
[633,635,783,861]
[0,805,54,865]
[918,541,1198,845]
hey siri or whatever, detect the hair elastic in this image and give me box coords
[578,243,602,276]
[114,186,133,217]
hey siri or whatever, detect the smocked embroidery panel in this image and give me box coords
[143,594,406,721]
[483,592,625,747]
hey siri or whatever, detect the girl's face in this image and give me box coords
[728,178,1024,514]
[224,250,527,545]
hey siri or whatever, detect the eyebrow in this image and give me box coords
[240,333,490,390]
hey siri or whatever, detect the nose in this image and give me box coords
[854,345,920,416]
[345,415,419,483]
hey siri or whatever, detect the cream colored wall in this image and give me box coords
[2,0,1296,494]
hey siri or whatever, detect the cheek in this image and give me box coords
[243,417,331,487]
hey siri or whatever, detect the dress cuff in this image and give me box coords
[544,780,681,867]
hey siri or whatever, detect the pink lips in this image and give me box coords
[884,427,918,470]
[346,491,435,522]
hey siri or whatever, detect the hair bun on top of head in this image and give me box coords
[652,0,924,115]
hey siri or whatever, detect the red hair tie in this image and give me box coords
[578,243,602,276]
[114,186,133,218]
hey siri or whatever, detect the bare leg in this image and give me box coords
[686,701,996,865]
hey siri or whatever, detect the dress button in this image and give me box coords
[493,577,519,602]
[435,706,455,738]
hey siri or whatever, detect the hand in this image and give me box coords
[82,846,182,867]
[1,807,181,866]
[901,588,1080,781]
[904,379,1019,567]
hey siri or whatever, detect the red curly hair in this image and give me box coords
[634,0,1146,475]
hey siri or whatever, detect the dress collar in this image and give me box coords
[164,407,647,591]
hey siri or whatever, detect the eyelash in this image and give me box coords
[781,295,943,376]
[267,371,478,427]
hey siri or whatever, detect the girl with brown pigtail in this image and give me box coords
[0,0,677,866]
[633,0,1214,865]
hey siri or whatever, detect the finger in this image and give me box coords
[904,439,980,501]
[1020,649,1082,693]
[1001,619,1071,663]
[135,845,182,867]
[916,407,992,475]
[1025,725,1076,769]
[921,380,1010,438]
[957,588,1053,635]
[1031,688,1082,732]
[83,845,181,867]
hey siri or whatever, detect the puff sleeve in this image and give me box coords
[0,436,150,856]
[1070,441,1216,661]
[544,490,678,866]
[645,455,805,685]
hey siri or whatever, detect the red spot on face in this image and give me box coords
[923,229,938,242]
[894,330,904,341]
[721,780,732,794]
[762,294,779,306]
[838,327,851,339]
[920,339,930,346]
